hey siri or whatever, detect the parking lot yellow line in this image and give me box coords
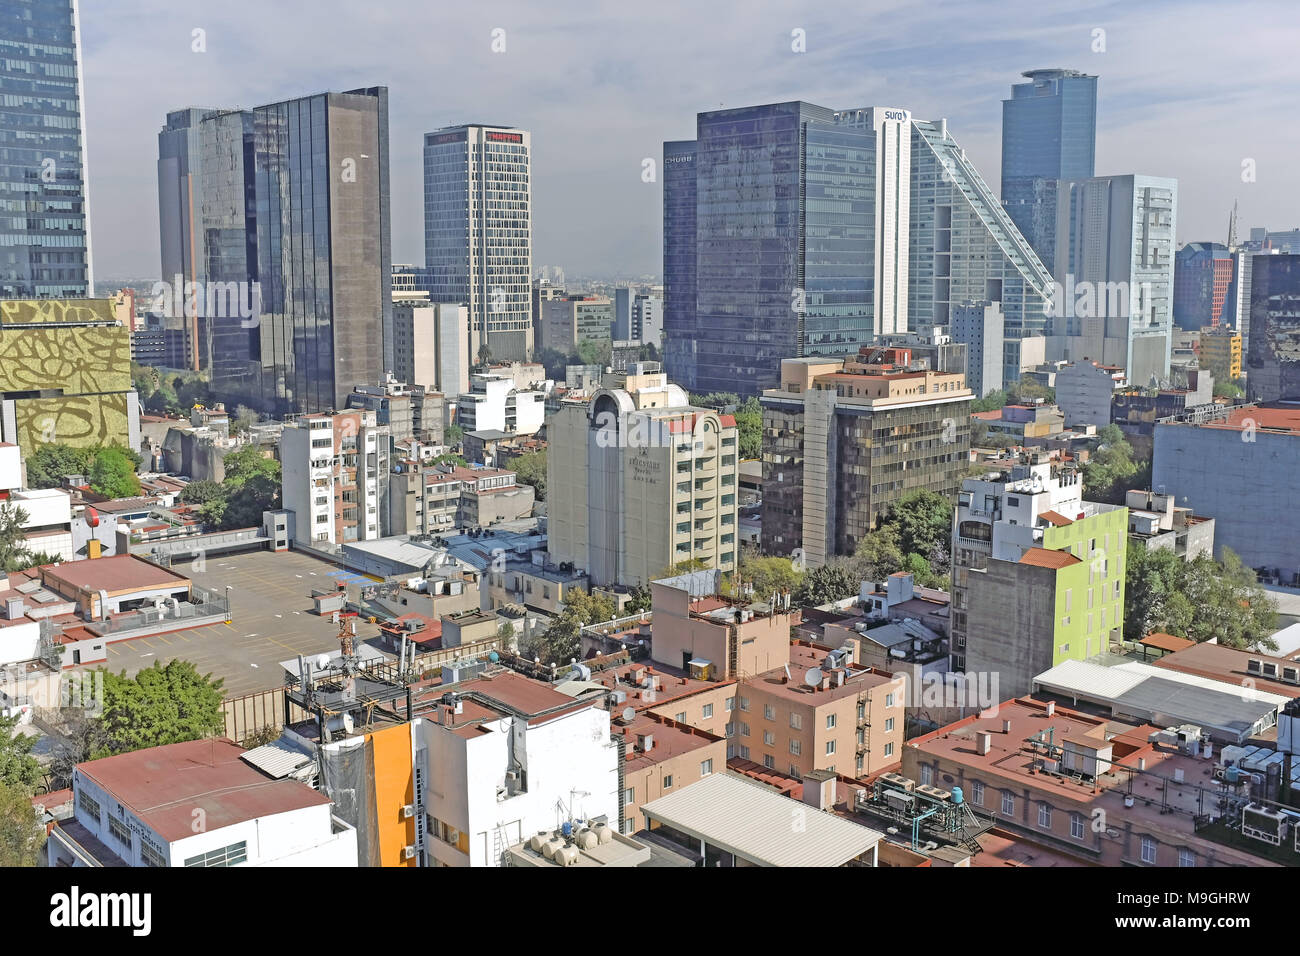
[154,634,173,645]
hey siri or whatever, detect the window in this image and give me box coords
[920,764,934,786]
[725,722,735,737]
[623,787,634,803]
[663,775,673,790]
[1038,803,1052,828]
[763,731,775,746]
[725,697,735,712]
[763,755,775,769]
[184,840,248,868]
[739,722,750,737]
[789,740,801,755]
[884,717,894,733]
[141,842,167,868]
[738,696,750,711]
[971,780,985,806]
[1141,836,1157,864]
[825,740,836,756]
[883,742,894,757]
[764,704,775,720]
[702,703,713,719]
[77,790,102,824]
[789,713,802,730]
[700,759,713,776]
[675,711,686,723]
[885,692,896,708]
[737,746,750,760]
[108,816,132,849]
[1178,848,1196,868]
[1071,813,1085,840]
[1001,791,1015,816]
[826,714,837,729]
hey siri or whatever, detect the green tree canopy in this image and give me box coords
[23,444,94,489]
[512,449,547,501]
[180,479,226,506]
[794,560,862,607]
[88,445,142,499]
[0,712,41,789]
[530,589,617,664]
[94,660,226,758]
[0,780,46,866]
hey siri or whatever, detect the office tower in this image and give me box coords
[950,303,1005,398]
[423,125,532,362]
[157,88,392,415]
[951,459,1126,692]
[539,294,613,354]
[1244,255,1300,403]
[664,102,880,397]
[386,301,470,399]
[0,298,140,456]
[908,117,1054,373]
[0,0,93,298]
[1173,242,1233,331]
[1049,175,1178,386]
[547,364,740,587]
[760,351,971,568]
[281,409,390,548]
[1001,69,1098,266]
[613,287,664,347]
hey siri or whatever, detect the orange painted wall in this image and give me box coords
[369,723,416,867]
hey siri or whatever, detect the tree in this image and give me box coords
[94,661,226,757]
[476,342,493,367]
[0,781,45,866]
[0,503,33,574]
[1082,424,1146,503]
[535,347,571,380]
[1006,379,1055,404]
[970,389,1008,413]
[47,713,110,790]
[23,444,94,490]
[512,449,547,501]
[181,479,226,506]
[624,585,653,614]
[794,560,861,607]
[216,446,281,530]
[88,446,142,500]
[1213,380,1244,399]
[730,553,805,599]
[576,337,612,368]
[531,589,617,665]
[732,397,762,460]
[0,713,41,789]
[444,423,464,446]
[1124,543,1278,650]
[881,490,951,560]
[231,405,259,435]
[853,526,904,583]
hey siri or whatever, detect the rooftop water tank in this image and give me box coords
[951,786,964,805]
[529,831,549,852]
[1224,765,1241,784]
[575,828,598,850]
[554,844,580,867]
[591,822,613,845]
[541,837,565,860]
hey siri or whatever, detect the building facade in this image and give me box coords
[157,89,392,414]
[1173,242,1233,331]
[1000,69,1098,267]
[1054,360,1126,428]
[761,351,971,567]
[1244,254,1300,403]
[281,409,391,547]
[547,365,740,587]
[1199,325,1242,381]
[424,125,532,361]
[0,0,93,299]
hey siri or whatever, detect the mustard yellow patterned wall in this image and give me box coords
[13,395,131,450]
[0,298,132,395]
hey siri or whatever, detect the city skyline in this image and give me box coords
[80,0,1299,281]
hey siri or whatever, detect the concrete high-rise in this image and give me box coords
[0,0,93,298]
[157,88,392,415]
[1001,69,1098,267]
[423,125,532,362]
[1244,254,1300,403]
[760,350,971,568]
[1048,175,1178,386]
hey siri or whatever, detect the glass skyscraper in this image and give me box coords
[1001,69,1097,267]
[157,88,391,415]
[0,0,92,298]
[423,125,531,362]
[664,101,1053,396]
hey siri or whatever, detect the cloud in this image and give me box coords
[80,0,1300,280]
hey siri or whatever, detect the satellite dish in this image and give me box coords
[316,654,331,669]
[342,713,354,735]
[621,707,636,723]
[804,667,824,688]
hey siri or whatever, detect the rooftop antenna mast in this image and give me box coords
[338,610,360,703]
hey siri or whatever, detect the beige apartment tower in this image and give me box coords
[548,364,740,587]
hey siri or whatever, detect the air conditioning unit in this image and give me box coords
[402,804,415,819]
[403,845,417,860]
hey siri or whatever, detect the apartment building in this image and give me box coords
[1054,361,1127,428]
[1199,325,1242,381]
[547,364,740,587]
[761,349,971,567]
[540,295,613,354]
[389,461,535,535]
[952,458,1127,694]
[455,371,547,437]
[614,711,726,836]
[282,410,390,547]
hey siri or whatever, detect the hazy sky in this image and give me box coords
[82,0,1300,280]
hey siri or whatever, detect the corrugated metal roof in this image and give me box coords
[240,738,313,779]
[1111,661,1292,705]
[639,772,882,867]
[1033,660,1147,699]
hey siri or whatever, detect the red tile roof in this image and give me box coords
[1018,547,1081,569]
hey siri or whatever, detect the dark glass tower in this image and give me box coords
[1001,69,1097,266]
[661,139,696,390]
[0,0,92,298]
[157,88,391,415]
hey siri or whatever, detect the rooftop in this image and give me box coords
[76,739,331,844]
[748,641,896,704]
[42,554,190,594]
[639,771,884,867]
[1018,547,1081,569]
[616,712,721,772]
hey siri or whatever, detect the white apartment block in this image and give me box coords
[455,372,547,436]
[282,410,390,547]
